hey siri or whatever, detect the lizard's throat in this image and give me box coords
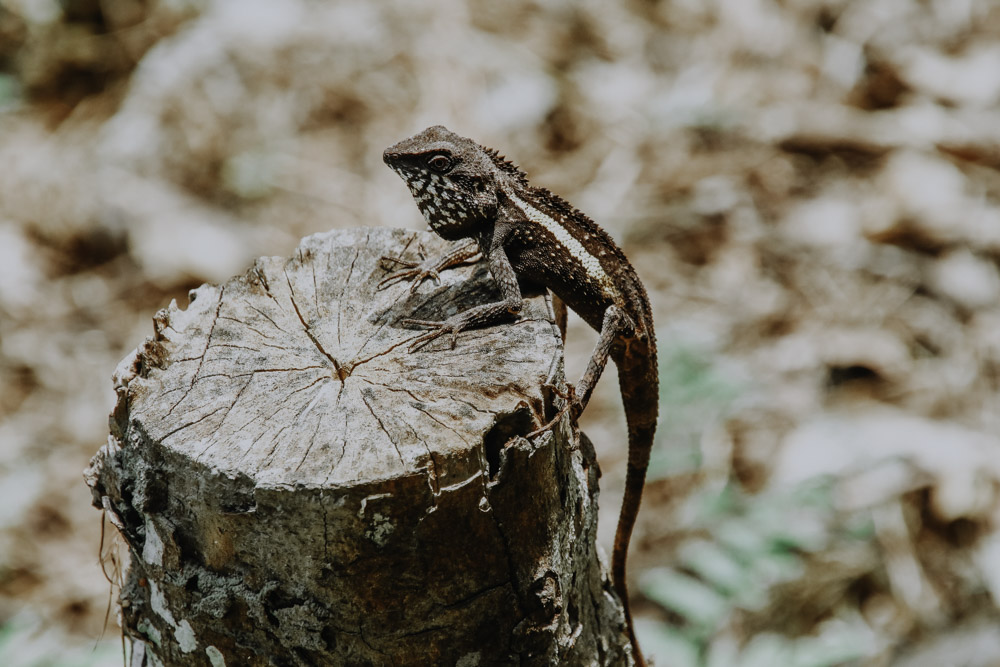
[417,201,475,240]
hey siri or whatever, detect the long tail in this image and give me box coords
[613,341,658,667]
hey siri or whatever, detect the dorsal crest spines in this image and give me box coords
[482,145,529,187]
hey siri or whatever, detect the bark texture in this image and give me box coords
[85,227,633,666]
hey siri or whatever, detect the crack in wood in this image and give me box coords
[210,340,289,352]
[344,232,366,290]
[167,287,225,416]
[256,268,290,319]
[217,315,280,341]
[320,492,330,557]
[207,373,257,442]
[260,420,297,470]
[306,383,349,478]
[294,407,326,473]
[412,402,469,445]
[330,248,345,350]
[223,375,329,466]
[310,254,320,318]
[246,303,291,336]
[351,313,393,362]
[195,366,326,382]
[482,497,525,622]
[284,268,341,374]
[232,418,280,466]
[332,231,369,350]
[249,373,329,428]
[197,365,330,455]
[161,405,228,443]
[495,357,545,366]
[323,408,350,485]
[403,418,440,497]
[439,580,512,612]
[350,329,430,370]
[359,388,406,466]
[259,376,332,468]
[397,624,449,639]
[452,397,498,417]
[363,381,428,405]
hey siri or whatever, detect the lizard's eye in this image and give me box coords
[427,154,452,172]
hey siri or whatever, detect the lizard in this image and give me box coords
[381,125,658,666]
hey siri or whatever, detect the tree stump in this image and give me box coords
[85,227,633,666]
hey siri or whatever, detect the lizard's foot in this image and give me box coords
[378,251,442,293]
[527,383,579,438]
[401,317,465,352]
[378,241,481,294]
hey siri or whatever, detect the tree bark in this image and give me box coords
[85,227,633,666]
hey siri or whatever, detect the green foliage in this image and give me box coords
[0,614,125,667]
[637,479,880,667]
[0,74,20,107]
[640,341,883,664]
[649,344,743,478]
[222,148,278,199]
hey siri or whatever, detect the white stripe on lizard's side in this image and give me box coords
[507,191,612,290]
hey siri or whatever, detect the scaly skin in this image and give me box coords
[383,126,657,665]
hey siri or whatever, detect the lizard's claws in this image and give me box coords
[378,241,480,294]
[527,383,579,438]
[377,251,443,293]
[401,318,462,352]
[378,264,443,293]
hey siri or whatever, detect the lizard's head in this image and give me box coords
[383,125,502,240]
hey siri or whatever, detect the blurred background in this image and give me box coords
[1,0,999,664]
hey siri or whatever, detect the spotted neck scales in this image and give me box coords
[389,164,473,237]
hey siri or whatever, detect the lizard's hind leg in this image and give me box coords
[528,304,627,437]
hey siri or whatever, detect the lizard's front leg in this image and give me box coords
[402,237,522,352]
[378,239,480,293]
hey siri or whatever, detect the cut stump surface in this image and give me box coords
[87,227,632,666]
